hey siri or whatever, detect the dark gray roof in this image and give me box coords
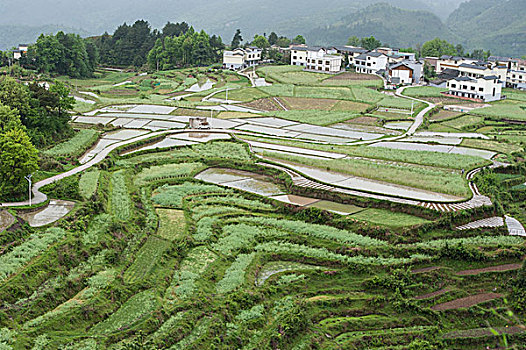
[290,46,308,51]
[489,56,518,62]
[453,76,475,82]
[355,54,368,60]
[389,62,412,70]
[482,75,499,80]
[367,52,384,57]
[459,63,488,70]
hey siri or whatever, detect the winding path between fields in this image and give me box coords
[0,86,492,212]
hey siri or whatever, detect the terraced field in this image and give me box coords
[2,65,526,349]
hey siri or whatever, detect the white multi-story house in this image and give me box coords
[305,48,342,73]
[388,61,423,85]
[488,56,526,90]
[290,46,309,66]
[436,55,480,74]
[223,47,262,70]
[446,75,502,102]
[290,46,343,73]
[354,52,388,74]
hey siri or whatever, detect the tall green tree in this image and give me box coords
[0,127,39,199]
[360,36,382,50]
[347,36,360,46]
[292,35,305,45]
[268,32,278,46]
[231,29,243,48]
[252,35,270,49]
[421,38,457,57]
[0,104,22,132]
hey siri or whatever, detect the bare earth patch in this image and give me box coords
[443,326,525,339]
[326,72,379,81]
[430,110,462,122]
[414,288,451,300]
[280,97,337,111]
[241,98,283,111]
[432,293,503,311]
[456,263,522,276]
[345,116,379,125]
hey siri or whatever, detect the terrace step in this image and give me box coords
[258,161,492,213]
[456,216,504,230]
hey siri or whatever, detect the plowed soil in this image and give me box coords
[456,263,522,276]
[443,326,525,339]
[432,293,503,311]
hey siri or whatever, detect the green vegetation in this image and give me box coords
[263,151,470,197]
[350,208,432,228]
[43,129,99,158]
[134,162,205,185]
[110,170,131,221]
[78,170,101,199]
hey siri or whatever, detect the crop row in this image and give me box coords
[124,237,171,284]
[134,162,205,185]
[237,217,387,247]
[216,253,256,293]
[165,246,217,302]
[78,170,101,199]
[0,228,67,282]
[110,170,131,221]
[43,129,99,158]
[152,182,232,208]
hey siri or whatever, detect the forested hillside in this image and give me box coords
[0,0,464,50]
[446,0,526,57]
[307,4,458,48]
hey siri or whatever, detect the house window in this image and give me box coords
[451,84,456,88]
[293,56,297,60]
[471,86,475,91]
[479,87,483,92]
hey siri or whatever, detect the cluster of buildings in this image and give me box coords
[290,45,423,85]
[425,55,526,102]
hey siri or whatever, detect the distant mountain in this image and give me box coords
[307,3,458,48]
[0,0,466,50]
[446,0,526,57]
[0,24,90,51]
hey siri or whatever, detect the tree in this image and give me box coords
[0,127,39,199]
[252,35,270,49]
[347,36,360,46]
[0,104,22,132]
[268,32,278,46]
[421,38,457,58]
[276,36,291,48]
[50,81,75,117]
[360,36,382,50]
[231,29,243,48]
[292,35,306,45]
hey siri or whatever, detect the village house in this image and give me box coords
[13,44,28,60]
[436,55,480,74]
[305,48,342,73]
[488,56,526,90]
[354,52,388,75]
[290,46,343,73]
[222,47,262,70]
[387,61,423,85]
[445,63,503,102]
[290,46,309,66]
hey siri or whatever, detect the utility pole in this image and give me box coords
[25,174,33,206]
